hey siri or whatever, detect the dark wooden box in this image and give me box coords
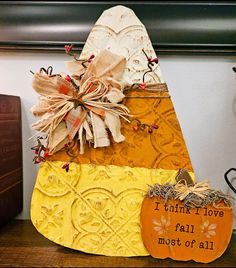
[0,94,23,226]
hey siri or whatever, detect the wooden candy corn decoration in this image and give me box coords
[30,6,196,256]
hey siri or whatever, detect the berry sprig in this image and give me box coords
[61,140,79,172]
[64,44,95,67]
[125,50,159,91]
[142,49,159,83]
[64,44,95,81]
[31,136,49,164]
[132,119,159,134]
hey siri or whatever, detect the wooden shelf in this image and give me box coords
[0,220,235,267]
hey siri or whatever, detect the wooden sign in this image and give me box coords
[140,195,233,263]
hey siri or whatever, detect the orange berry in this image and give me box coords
[132,124,139,131]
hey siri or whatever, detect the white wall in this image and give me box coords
[0,51,235,225]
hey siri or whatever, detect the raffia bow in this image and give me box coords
[174,180,210,201]
[31,49,130,154]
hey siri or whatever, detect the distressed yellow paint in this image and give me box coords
[31,161,195,256]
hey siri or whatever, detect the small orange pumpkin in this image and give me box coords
[140,180,234,263]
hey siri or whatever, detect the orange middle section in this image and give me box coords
[48,90,193,172]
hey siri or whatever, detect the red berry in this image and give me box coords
[150,57,158,64]
[62,162,70,172]
[152,124,159,129]
[148,127,153,134]
[64,45,72,54]
[44,151,49,158]
[65,75,72,81]
[139,83,146,90]
[132,124,139,131]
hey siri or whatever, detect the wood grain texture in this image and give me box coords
[0,95,23,226]
[0,220,235,267]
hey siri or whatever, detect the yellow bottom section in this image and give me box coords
[31,161,195,256]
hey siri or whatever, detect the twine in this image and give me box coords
[146,182,234,208]
[124,82,170,99]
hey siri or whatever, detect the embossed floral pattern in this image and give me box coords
[31,161,190,256]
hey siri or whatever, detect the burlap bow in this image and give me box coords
[174,180,210,200]
[31,49,130,154]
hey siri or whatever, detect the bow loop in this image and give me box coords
[174,180,210,201]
